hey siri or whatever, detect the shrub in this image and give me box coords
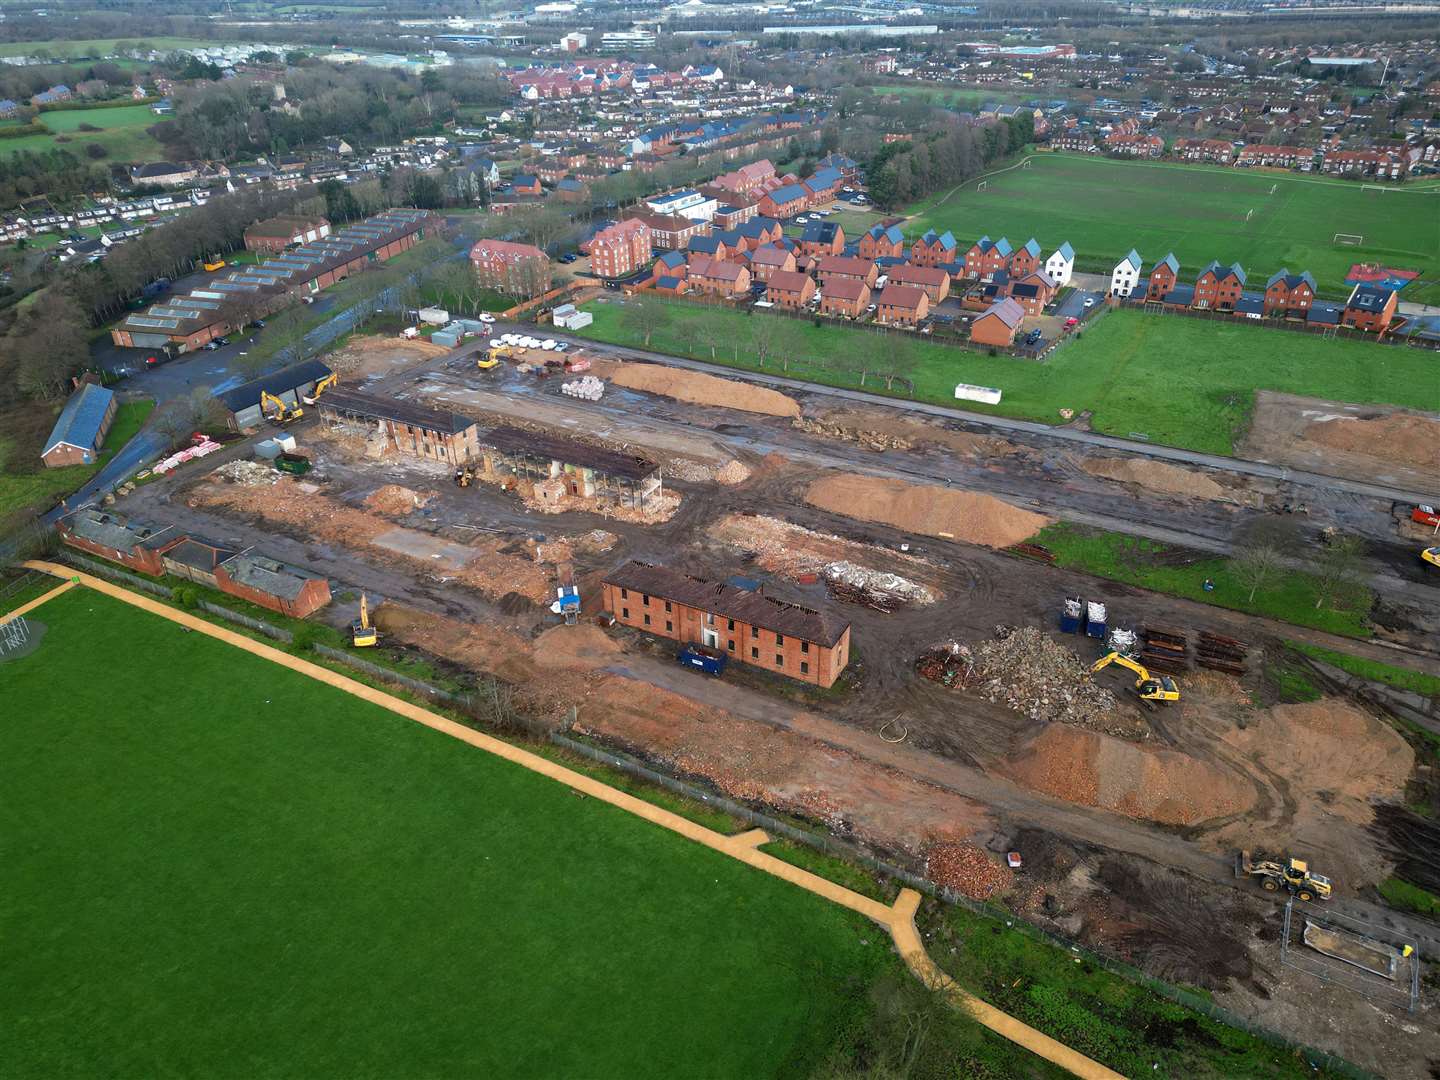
[85,143,108,159]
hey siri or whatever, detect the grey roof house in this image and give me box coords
[41,382,118,469]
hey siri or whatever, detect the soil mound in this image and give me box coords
[1223,700,1412,824]
[533,624,624,670]
[997,724,1255,826]
[608,362,801,417]
[1082,458,1227,501]
[804,474,1048,548]
[364,485,434,516]
[1306,414,1439,472]
[926,841,1013,900]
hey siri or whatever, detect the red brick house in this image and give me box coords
[469,238,552,294]
[764,269,815,309]
[819,277,870,318]
[798,220,844,258]
[1147,254,1180,302]
[970,296,1025,346]
[1263,270,1316,318]
[689,257,751,297]
[1172,138,1234,164]
[858,222,906,261]
[588,219,651,279]
[886,263,950,304]
[601,560,851,688]
[1008,238,1042,279]
[912,229,958,269]
[815,254,878,289]
[1009,271,1055,317]
[634,212,709,250]
[962,235,1011,278]
[1192,261,1246,312]
[747,244,796,283]
[758,181,810,219]
[874,284,929,327]
[1342,283,1398,333]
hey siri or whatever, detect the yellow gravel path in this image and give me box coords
[22,561,1124,1080]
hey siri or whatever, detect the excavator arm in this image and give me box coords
[1088,651,1180,702]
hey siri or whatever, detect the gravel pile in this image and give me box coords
[214,460,279,486]
[926,842,1013,900]
[974,626,1123,731]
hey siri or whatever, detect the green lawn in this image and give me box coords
[1289,642,1440,698]
[573,300,1439,455]
[904,153,1440,301]
[0,398,154,517]
[1035,523,1373,638]
[0,587,895,1079]
[867,85,1032,109]
[0,37,211,58]
[0,104,166,162]
[1377,877,1440,918]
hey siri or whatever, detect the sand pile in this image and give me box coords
[533,624,624,670]
[998,725,1255,826]
[325,334,448,377]
[364,485,435,516]
[1082,458,1227,501]
[926,842,1013,900]
[608,362,801,417]
[715,460,752,485]
[1223,700,1413,824]
[797,409,1026,458]
[805,474,1049,548]
[1306,414,1439,472]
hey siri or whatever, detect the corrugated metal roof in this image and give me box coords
[43,383,115,456]
[216,359,332,413]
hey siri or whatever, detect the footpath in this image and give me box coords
[22,561,1120,1080]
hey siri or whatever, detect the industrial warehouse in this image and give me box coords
[110,209,438,353]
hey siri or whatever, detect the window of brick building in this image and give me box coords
[643,594,650,606]
[620,588,628,599]
[622,607,629,619]
[643,614,651,626]
[800,661,809,675]
[775,654,784,667]
[775,634,784,646]
[751,647,759,659]
[728,640,735,651]
[665,620,673,632]
[664,601,672,613]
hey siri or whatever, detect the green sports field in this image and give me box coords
[0,588,888,1078]
[904,153,1440,302]
[0,104,165,162]
[575,299,1440,455]
[0,37,211,58]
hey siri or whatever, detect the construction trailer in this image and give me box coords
[475,425,663,510]
[316,389,479,466]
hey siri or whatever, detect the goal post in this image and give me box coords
[1361,184,1389,194]
[1245,208,1254,222]
[1268,183,1278,195]
[1332,233,1364,246]
[976,180,989,191]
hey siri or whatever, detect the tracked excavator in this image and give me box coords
[1087,651,1181,703]
[260,390,303,425]
[351,593,378,647]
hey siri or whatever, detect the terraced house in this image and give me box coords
[1263,270,1316,318]
[601,561,852,687]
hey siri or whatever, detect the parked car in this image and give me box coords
[559,253,579,264]
[478,312,496,324]
[202,341,220,351]
[1083,297,1096,308]
[1064,316,1079,328]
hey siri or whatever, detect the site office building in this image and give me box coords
[602,561,851,688]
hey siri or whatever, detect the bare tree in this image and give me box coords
[622,296,667,348]
[749,312,780,368]
[1232,536,1285,603]
[1313,533,1369,613]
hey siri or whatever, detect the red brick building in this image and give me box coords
[633,212,709,250]
[874,284,929,326]
[688,257,751,296]
[1147,254,1180,302]
[970,297,1025,346]
[469,238,553,297]
[747,244,797,282]
[1263,270,1315,318]
[819,277,870,318]
[587,219,652,279]
[858,222,906,261]
[243,213,331,254]
[1008,271,1055,317]
[885,263,950,304]
[814,254,878,289]
[962,235,1010,278]
[1192,261,1247,312]
[764,269,815,309]
[601,560,851,687]
[1342,283,1398,333]
[1008,239,1042,279]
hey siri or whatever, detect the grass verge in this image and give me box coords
[1288,642,1440,698]
[0,398,154,516]
[1035,523,1372,638]
[1377,877,1440,918]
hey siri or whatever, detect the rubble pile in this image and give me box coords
[665,458,717,482]
[825,561,935,610]
[794,416,915,452]
[363,485,435,516]
[974,626,1124,731]
[560,375,605,401]
[915,641,984,688]
[214,460,279,487]
[715,460,752,485]
[925,842,1013,900]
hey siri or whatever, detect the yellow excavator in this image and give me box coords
[1422,547,1440,569]
[303,372,338,404]
[351,593,378,647]
[477,343,510,370]
[260,390,303,425]
[1088,651,1181,703]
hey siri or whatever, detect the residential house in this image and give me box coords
[1264,270,1316,318]
[764,269,815,309]
[799,220,844,257]
[814,254,878,289]
[1044,242,1075,287]
[758,182,810,219]
[963,235,1011,278]
[912,229,958,269]
[129,161,197,187]
[1192,261,1246,311]
[1051,130,1097,153]
[1110,250,1143,298]
[1009,238,1042,279]
[634,212,709,250]
[243,213,331,254]
[470,238,551,295]
[687,235,731,263]
[30,85,71,107]
[1237,144,1307,169]
[40,382,117,468]
[1172,138,1234,164]
[510,174,543,196]
[1342,283,1398,333]
[1104,132,1164,158]
[601,560,851,687]
[589,219,651,279]
[859,222,906,261]
[886,263,950,304]
[970,296,1026,346]
[748,243,797,282]
[652,250,688,283]
[1009,272,1055,317]
[819,277,871,319]
[1147,254,1180,302]
[689,257,751,297]
[874,284,929,327]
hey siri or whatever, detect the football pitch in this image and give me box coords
[0,587,887,1078]
[0,104,166,161]
[904,153,1440,300]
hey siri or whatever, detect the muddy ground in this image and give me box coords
[109,342,1440,1077]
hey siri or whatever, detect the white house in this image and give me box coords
[1110,249,1142,298]
[645,189,717,222]
[1045,242,1074,287]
